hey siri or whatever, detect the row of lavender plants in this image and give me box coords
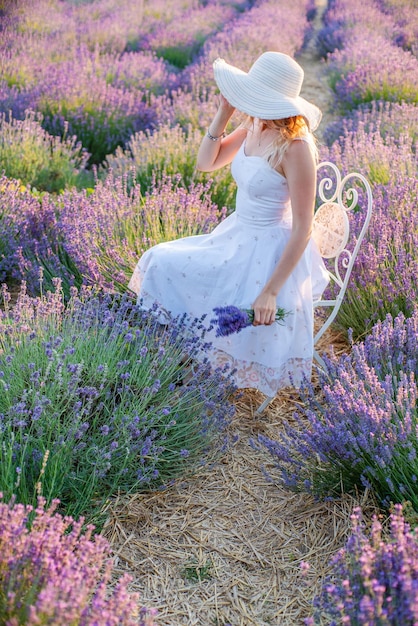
[318,0,418,340]
[261,0,418,505]
[0,0,309,169]
[1,0,417,622]
[0,0,313,622]
[0,0,313,295]
[0,277,236,623]
[256,0,418,622]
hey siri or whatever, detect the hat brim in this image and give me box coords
[213,57,322,131]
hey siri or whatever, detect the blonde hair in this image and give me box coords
[242,115,318,169]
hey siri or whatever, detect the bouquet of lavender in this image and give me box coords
[212,305,288,337]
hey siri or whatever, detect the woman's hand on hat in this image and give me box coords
[218,94,235,116]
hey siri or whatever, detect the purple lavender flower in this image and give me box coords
[308,504,418,625]
[212,305,287,337]
[0,495,158,625]
[212,306,252,337]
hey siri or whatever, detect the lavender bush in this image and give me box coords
[104,123,236,210]
[0,178,29,282]
[319,116,418,339]
[333,175,418,339]
[315,21,346,59]
[85,175,228,293]
[0,110,90,192]
[0,280,236,522]
[0,175,82,297]
[100,50,178,95]
[321,121,416,186]
[0,495,158,625]
[319,0,418,113]
[65,0,148,54]
[59,174,227,294]
[328,35,418,112]
[306,504,418,625]
[254,310,418,511]
[316,0,395,58]
[377,0,418,53]
[139,3,236,69]
[39,74,159,166]
[0,173,226,296]
[323,100,418,147]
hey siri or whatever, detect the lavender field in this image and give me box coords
[0,0,417,624]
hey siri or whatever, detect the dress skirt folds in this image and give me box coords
[128,141,330,397]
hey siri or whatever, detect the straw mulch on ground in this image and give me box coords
[103,327,379,626]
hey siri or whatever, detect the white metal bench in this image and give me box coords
[255,161,373,414]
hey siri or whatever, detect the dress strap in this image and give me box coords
[292,134,312,144]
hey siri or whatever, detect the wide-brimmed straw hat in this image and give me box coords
[213,51,322,131]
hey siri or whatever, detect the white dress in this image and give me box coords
[128,140,329,396]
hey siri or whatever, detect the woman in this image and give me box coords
[128,51,329,397]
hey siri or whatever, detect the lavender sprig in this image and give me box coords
[212,305,288,338]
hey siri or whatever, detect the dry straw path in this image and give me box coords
[103,4,376,624]
[104,332,377,626]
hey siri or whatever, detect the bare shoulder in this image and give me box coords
[282,138,316,187]
[283,137,316,172]
[287,137,315,159]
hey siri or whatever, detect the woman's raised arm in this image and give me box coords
[196,96,246,172]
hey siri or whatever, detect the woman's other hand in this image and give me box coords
[251,290,278,325]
